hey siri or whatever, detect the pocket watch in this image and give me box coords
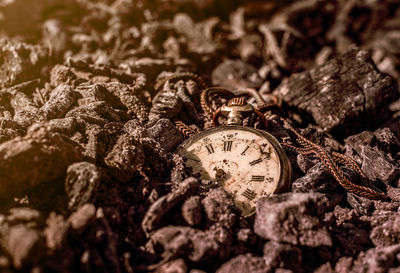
[175,96,292,216]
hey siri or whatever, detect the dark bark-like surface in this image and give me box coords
[273,47,398,137]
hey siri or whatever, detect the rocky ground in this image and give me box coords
[0,0,400,272]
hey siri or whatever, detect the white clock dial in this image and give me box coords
[175,125,291,216]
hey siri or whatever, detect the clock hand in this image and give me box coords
[213,167,228,187]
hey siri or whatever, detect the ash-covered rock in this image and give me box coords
[216,254,268,273]
[254,193,334,247]
[291,162,341,194]
[142,177,199,236]
[147,118,184,152]
[1,225,46,269]
[181,196,203,226]
[369,211,400,247]
[331,205,373,256]
[37,84,78,121]
[0,208,46,269]
[65,162,101,210]
[0,126,83,197]
[352,244,400,273]
[145,225,230,265]
[345,127,400,185]
[149,77,204,125]
[155,258,188,273]
[273,47,398,135]
[212,59,264,90]
[104,120,171,183]
[263,241,303,272]
[0,40,49,88]
[201,188,236,229]
[44,212,68,251]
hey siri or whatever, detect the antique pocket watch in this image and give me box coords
[175,95,292,216]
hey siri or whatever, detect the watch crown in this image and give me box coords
[227,97,247,107]
[221,98,254,125]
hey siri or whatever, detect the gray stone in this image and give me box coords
[49,64,76,87]
[263,241,302,272]
[66,101,122,122]
[147,118,183,153]
[181,196,203,226]
[0,225,46,269]
[216,254,268,273]
[103,82,149,123]
[360,146,400,184]
[345,128,400,184]
[254,193,332,247]
[334,257,354,273]
[105,121,170,183]
[0,39,48,88]
[142,177,199,236]
[291,163,340,194]
[360,244,400,273]
[155,259,188,273]
[6,208,41,226]
[370,214,400,247]
[146,225,230,264]
[38,84,78,120]
[0,126,83,197]
[67,203,96,234]
[212,59,264,90]
[201,188,236,229]
[44,212,68,251]
[65,162,100,210]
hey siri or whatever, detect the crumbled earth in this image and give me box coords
[0,1,400,272]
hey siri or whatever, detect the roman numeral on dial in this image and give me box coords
[241,145,249,155]
[251,175,265,182]
[205,144,214,154]
[249,158,262,166]
[223,141,233,152]
[242,188,257,200]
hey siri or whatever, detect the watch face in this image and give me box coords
[175,125,291,216]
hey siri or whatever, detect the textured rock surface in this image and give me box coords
[273,47,398,135]
[291,163,340,194]
[181,196,203,226]
[212,59,264,90]
[216,254,268,273]
[147,118,184,152]
[370,214,400,247]
[263,241,302,272]
[345,128,400,185]
[142,178,199,236]
[0,40,48,88]
[145,225,229,264]
[0,127,83,197]
[1,225,46,269]
[254,193,333,247]
[65,162,101,210]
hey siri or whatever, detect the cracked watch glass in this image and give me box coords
[175,125,292,216]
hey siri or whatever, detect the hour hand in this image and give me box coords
[213,167,227,186]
